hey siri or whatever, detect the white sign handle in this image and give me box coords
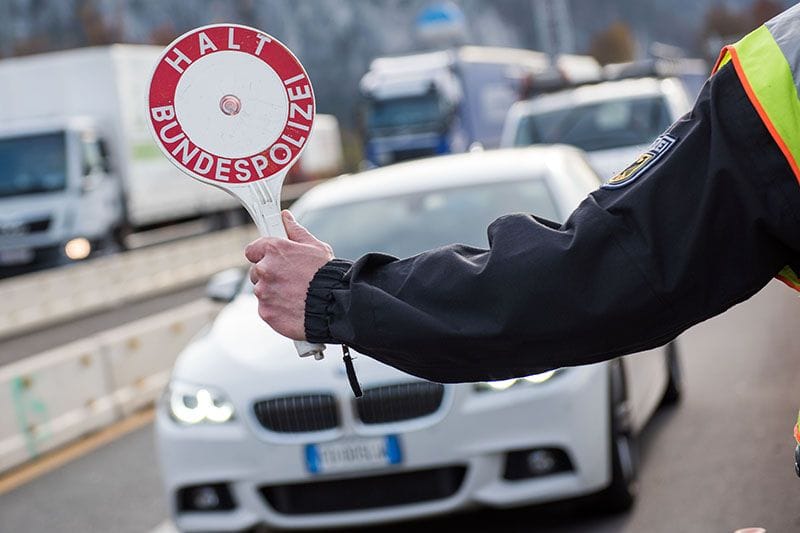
[231,173,326,361]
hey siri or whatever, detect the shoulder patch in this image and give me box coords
[603,134,678,189]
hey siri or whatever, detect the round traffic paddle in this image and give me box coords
[147,23,325,360]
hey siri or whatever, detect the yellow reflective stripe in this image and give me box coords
[714,28,800,294]
[777,266,800,291]
[730,25,800,184]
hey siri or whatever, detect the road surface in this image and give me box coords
[1,280,798,532]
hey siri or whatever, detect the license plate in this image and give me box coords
[305,435,402,474]
[0,248,34,266]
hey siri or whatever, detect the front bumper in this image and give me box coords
[156,363,611,531]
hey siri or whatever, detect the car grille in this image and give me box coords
[355,382,445,424]
[252,382,445,434]
[253,394,338,433]
[0,217,50,236]
[26,217,51,233]
[260,466,467,514]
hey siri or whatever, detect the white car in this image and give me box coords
[155,147,682,532]
[500,77,693,180]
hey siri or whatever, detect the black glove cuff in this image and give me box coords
[304,259,352,344]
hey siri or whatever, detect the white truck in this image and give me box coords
[0,45,344,275]
[359,46,602,167]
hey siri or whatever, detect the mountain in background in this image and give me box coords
[0,0,791,131]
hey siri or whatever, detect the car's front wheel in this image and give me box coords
[595,359,639,513]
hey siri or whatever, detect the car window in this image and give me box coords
[515,95,671,152]
[300,179,559,261]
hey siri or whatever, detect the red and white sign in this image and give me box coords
[147,24,315,185]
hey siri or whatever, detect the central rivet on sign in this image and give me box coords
[219,94,242,116]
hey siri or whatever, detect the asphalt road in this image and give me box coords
[1,280,799,533]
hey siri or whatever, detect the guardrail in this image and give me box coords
[0,179,325,341]
[0,299,219,475]
[0,178,327,475]
[0,226,256,340]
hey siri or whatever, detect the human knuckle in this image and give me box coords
[257,304,273,322]
[253,263,269,278]
[253,283,267,300]
[263,307,280,324]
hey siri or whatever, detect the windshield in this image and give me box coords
[0,132,68,198]
[515,96,671,152]
[367,92,447,134]
[299,179,559,261]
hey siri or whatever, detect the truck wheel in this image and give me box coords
[660,341,683,406]
[595,360,638,513]
[96,234,122,256]
[113,224,132,251]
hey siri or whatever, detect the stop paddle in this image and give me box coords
[146,23,325,360]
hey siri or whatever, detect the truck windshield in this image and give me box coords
[367,93,446,135]
[515,96,671,152]
[0,132,67,198]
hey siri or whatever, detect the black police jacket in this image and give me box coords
[304,63,800,384]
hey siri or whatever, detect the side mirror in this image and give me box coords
[206,268,245,303]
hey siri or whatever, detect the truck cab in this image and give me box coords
[0,117,122,273]
[360,51,462,167]
[359,47,601,167]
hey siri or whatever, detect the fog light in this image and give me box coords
[64,238,91,260]
[176,483,236,512]
[193,487,220,510]
[527,450,557,475]
[503,447,573,481]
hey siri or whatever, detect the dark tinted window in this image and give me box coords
[515,96,671,152]
[367,93,445,134]
[0,132,67,198]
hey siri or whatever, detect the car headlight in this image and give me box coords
[473,370,562,393]
[167,381,236,425]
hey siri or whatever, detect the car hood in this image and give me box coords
[585,145,646,182]
[171,295,419,398]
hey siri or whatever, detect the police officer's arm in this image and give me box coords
[299,63,800,383]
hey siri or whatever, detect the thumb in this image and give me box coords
[282,210,318,245]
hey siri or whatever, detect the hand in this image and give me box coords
[245,210,334,340]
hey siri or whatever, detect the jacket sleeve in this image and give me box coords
[304,63,800,383]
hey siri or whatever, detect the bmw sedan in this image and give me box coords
[155,146,682,532]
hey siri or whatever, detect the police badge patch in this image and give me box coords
[603,134,678,189]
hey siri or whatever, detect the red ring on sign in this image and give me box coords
[147,24,315,184]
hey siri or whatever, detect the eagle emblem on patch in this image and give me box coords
[603,134,677,189]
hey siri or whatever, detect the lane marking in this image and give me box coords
[0,408,155,495]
